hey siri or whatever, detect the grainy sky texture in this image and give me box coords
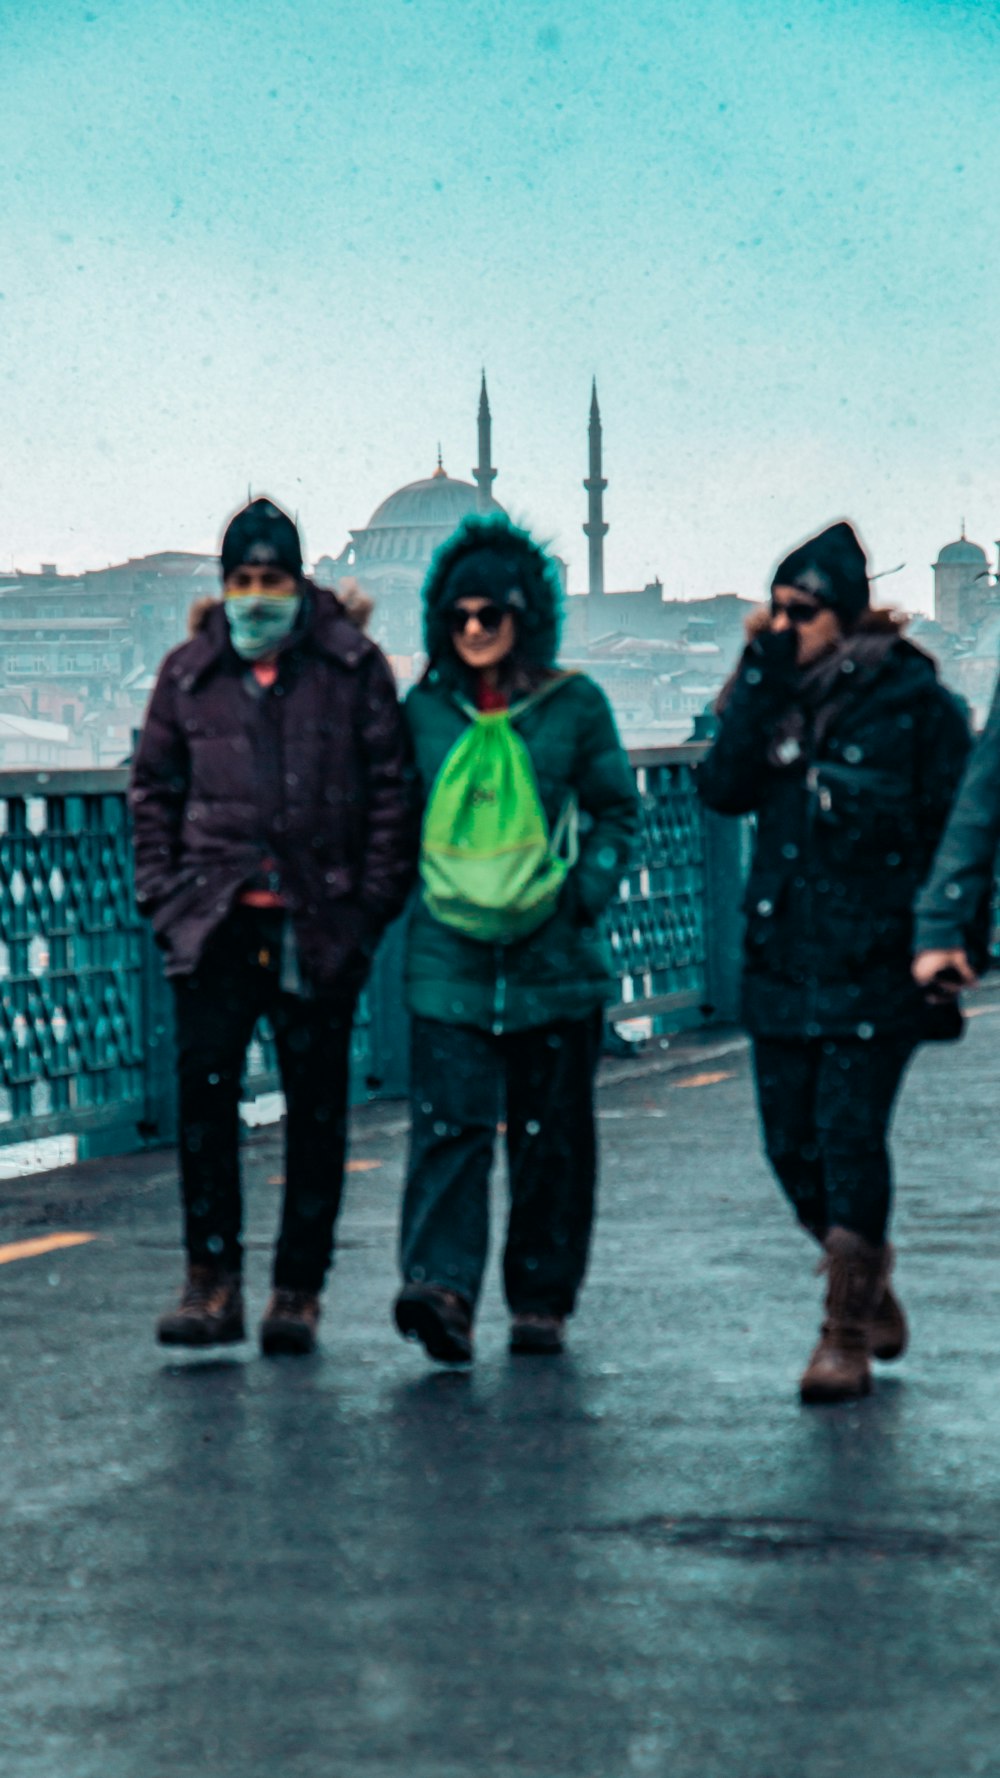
[3,0,999,610]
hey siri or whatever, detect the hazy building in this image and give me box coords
[1,376,760,751]
[933,530,991,635]
[0,552,221,762]
[316,375,505,658]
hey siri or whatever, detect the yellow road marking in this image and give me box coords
[0,1232,96,1267]
[268,1159,382,1185]
[673,1070,735,1089]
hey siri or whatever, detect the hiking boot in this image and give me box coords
[157,1264,245,1347]
[260,1288,321,1356]
[510,1312,565,1355]
[799,1227,883,1405]
[394,1283,473,1365]
[868,1242,909,1362]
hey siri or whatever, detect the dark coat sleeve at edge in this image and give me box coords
[914,671,1000,960]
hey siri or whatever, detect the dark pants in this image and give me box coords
[172,909,356,1291]
[400,1011,604,1317]
[752,1036,914,1247]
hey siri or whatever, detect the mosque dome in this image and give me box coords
[935,536,988,567]
[366,467,503,531]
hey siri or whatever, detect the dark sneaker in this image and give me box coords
[260,1289,321,1356]
[394,1284,473,1364]
[157,1265,245,1347]
[510,1313,565,1355]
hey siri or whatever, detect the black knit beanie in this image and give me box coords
[220,498,303,581]
[771,521,869,625]
[437,548,527,615]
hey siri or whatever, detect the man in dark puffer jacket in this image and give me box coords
[129,498,415,1356]
[699,521,970,1403]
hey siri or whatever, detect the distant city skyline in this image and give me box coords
[4,0,1000,615]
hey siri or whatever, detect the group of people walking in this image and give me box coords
[130,497,636,1367]
[129,498,997,1403]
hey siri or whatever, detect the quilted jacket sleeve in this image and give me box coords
[127,661,191,917]
[354,647,419,933]
[571,679,640,925]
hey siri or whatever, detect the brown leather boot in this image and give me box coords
[157,1264,245,1347]
[394,1283,473,1364]
[868,1242,908,1361]
[799,1227,883,1404]
[260,1289,321,1356]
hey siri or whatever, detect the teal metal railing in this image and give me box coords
[0,748,747,1158]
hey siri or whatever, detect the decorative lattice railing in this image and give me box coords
[0,748,745,1157]
[605,750,711,1023]
[0,772,145,1147]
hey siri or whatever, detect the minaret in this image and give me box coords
[473,371,497,512]
[583,378,608,598]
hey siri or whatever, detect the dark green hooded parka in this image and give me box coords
[403,515,640,1033]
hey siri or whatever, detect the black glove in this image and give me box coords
[749,626,799,672]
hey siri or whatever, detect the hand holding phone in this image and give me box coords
[913,948,977,1003]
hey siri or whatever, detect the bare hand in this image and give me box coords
[912,948,978,998]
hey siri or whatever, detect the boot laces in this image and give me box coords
[181,1270,232,1310]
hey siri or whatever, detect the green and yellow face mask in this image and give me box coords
[223,566,302,661]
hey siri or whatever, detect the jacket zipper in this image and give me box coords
[492,945,507,1035]
[803,765,821,1029]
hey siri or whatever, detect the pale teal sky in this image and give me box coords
[3,0,999,611]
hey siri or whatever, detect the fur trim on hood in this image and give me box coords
[188,578,373,637]
[421,513,563,669]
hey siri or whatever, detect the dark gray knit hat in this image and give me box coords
[771,521,870,625]
[220,498,303,581]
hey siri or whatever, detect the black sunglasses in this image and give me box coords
[771,598,824,627]
[447,603,508,635]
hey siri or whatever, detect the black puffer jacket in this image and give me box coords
[129,584,416,994]
[698,613,971,1039]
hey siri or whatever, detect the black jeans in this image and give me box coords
[751,1035,914,1246]
[172,909,356,1291]
[400,1011,604,1317]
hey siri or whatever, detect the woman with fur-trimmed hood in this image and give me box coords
[699,521,970,1404]
[393,514,639,1365]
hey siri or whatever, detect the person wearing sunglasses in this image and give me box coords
[130,498,415,1357]
[393,513,638,1364]
[698,521,970,1403]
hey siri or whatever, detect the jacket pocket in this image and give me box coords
[813,898,910,972]
[807,761,917,874]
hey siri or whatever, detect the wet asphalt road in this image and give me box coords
[3,1011,1000,1777]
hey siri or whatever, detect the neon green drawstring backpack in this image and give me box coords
[420,681,579,945]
